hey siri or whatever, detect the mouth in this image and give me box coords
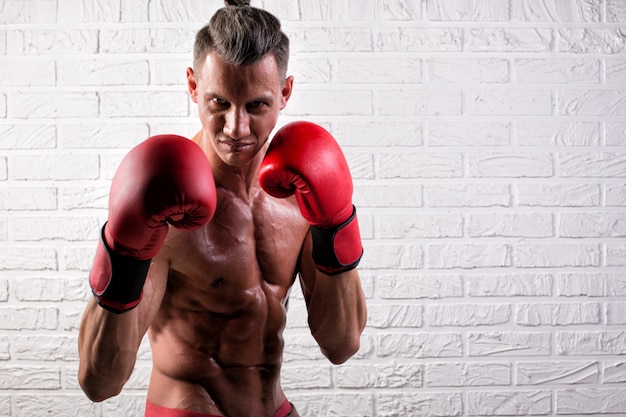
[219,138,255,153]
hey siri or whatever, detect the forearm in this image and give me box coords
[78,298,141,401]
[307,269,366,364]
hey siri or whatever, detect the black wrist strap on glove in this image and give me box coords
[310,206,363,276]
[89,224,151,314]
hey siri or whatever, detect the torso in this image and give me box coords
[147,185,309,416]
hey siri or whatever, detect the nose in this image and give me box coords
[223,107,251,140]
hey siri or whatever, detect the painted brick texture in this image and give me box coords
[0,0,625,416]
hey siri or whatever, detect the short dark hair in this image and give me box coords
[193,0,289,78]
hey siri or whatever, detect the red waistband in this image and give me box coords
[145,399,292,417]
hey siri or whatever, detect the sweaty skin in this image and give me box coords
[78,52,366,417]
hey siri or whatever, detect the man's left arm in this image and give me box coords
[259,121,367,363]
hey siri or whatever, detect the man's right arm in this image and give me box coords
[76,134,217,401]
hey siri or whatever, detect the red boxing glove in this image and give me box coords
[90,135,217,313]
[259,121,363,275]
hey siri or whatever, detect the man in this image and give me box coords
[77,1,367,417]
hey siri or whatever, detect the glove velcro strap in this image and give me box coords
[310,206,363,276]
[89,224,151,314]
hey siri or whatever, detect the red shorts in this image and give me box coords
[145,399,293,417]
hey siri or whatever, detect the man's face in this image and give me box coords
[187,52,293,168]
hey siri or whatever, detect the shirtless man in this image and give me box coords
[77,1,367,416]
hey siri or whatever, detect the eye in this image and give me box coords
[247,101,267,112]
[212,97,229,106]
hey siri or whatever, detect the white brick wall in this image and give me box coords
[0,0,625,416]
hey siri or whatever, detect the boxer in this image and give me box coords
[77,1,366,416]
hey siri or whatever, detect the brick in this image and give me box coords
[7,29,98,54]
[557,331,626,355]
[517,302,600,326]
[0,396,8,417]
[100,28,196,53]
[468,331,552,357]
[0,157,6,180]
[428,243,512,269]
[353,183,422,207]
[0,59,56,86]
[518,361,599,385]
[512,0,600,22]
[604,361,626,383]
[152,58,190,85]
[557,272,626,297]
[426,362,511,386]
[467,89,552,116]
[102,395,147,417]
[427,0,509,21]
[10,154,100,181]
[11,216,99,241]
[11,92,99,118]
[280,365,332,389]
[516,183,600,207]
[557,388,626,414]
[289,27,372,53]
[149,0,221,22]
[427,303,511,327]
[516,58,600,83]
[378,332,463,358]
[606,302,626,325]
[467,390,551,415]
[606,122,626,145]
[15,395,99,417]
[335,58,421,84]
[61,186,108,210]
[0,124,56,149]
[0,366,61,389]
[376,27,462,52]
[468,212,553,238]
[57,123,149,149]
[379,212,463,238]
[426,183,511,207]
[429,58,510,84]
[467,28,552,52]
[606,60,626,84]
[0,280,7,301]
[429,121,510,146]
[0,336,8,360]
[559,90,626,116]
[14,335,78,361]
[559,152,626,177]
[289,393,374,417]
[63,247,98,272]
[0,247,57,271]
[101,91,189,117]
[0,0,57,23]
[608,0,626,22]
[560,212,626,237]
[362,243,423,270]
[57,0,120,23]
[517,121,600,146]
[0,307,58,330]
[367,303,422,328]
[288,58,331,83]
[59,59,150,86]
[377,0,421,20]
[0,187,57,210]
[0,95,5,118]
[377,392,462,417]
[337,362,423,388]
[468,273,553,297]
[607,243,626,266]
[15,278,64,301]
[515,243,600,268]
[559,28,626,54]
[287,89,372,116]
[376,274,463,299]
[379,88,463,116]
[378,151,463,178]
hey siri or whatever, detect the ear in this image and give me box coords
[279,76,294,110]
[187,67,199,103]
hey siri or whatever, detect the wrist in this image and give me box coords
[310,206,363,275]
[90,224,150,314]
